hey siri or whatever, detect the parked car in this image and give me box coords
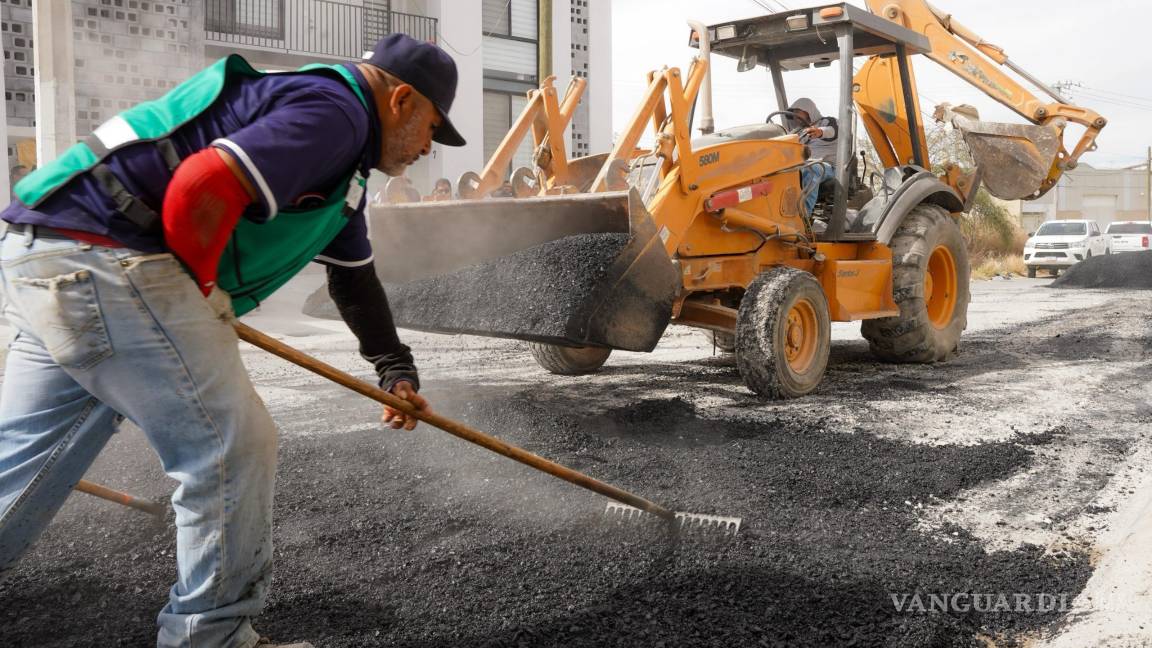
[1105,221,1152,253]
[1023,219,1110,278]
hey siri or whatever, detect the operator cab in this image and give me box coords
[696,3,931,241]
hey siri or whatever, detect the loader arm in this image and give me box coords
[458,75,586,199]
[860,0,1106,199]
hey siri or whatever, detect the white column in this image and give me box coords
[585,0,612,152]
[32,0,77,165]
[549,0,574,146]
[0,35,10,206]
[428,0,484,191]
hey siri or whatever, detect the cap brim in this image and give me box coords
[432,107,466,147]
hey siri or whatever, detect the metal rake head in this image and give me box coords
[604,503,742,535]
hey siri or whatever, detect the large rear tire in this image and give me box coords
[862,204,970,362]
[736,267,831,398]
[528,343,611,375]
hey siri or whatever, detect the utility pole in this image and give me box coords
[1147,145,1151,223]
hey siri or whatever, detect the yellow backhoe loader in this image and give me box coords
[357,0,1104,398]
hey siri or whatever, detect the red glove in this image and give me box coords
[162,148,253,295]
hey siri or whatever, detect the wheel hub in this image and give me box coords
[925,244,958,330]
[783,299,818,372]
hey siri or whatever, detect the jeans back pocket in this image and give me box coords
[9,270,113,370]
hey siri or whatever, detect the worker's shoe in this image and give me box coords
[255,639,314,648]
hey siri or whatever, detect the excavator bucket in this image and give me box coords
[945,110,1063,200]
[365,189,681,352]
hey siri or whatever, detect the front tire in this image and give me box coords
[1027,266,1037,278]
[736,267,831,398]
[862,204,970,363]
[528,343,611,375]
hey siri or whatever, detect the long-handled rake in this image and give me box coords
[234,322,741,534]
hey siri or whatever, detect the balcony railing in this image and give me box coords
[206,0,437,60]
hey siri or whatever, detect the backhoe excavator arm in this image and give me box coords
[860,0,1106,199]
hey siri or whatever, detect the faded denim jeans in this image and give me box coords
[801,161,834,216]
[0,225,277,648]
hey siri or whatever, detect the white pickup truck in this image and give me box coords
[1105,221,1152,253]
[1023,219,1111,278]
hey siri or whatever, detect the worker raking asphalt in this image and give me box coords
[1,393,1091,647]
[1050,251,1152,290]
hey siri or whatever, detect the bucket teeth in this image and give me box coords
[603,503,742,535]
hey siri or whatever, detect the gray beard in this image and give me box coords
[380,118,421,176]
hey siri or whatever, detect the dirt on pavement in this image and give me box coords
[2,277,1150,648]
[1050,251,1152,289]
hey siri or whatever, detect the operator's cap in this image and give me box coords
[362,33,466,147]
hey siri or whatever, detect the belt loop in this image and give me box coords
[23,224,35,247]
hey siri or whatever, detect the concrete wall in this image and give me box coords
[1026,164,1151,226]
[72,0,204,138]
[421,0,483,192]
[584,0,610,153]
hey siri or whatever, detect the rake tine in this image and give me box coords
[604,503,742,535]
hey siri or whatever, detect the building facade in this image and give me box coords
[2,0,612,201]
[1021,164,1151,233]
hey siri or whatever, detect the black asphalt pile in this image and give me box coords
[1,392,1091,648]
[304,234,632,343]
[1050,251,1152,289]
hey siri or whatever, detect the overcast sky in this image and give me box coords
[610,0,1152,170]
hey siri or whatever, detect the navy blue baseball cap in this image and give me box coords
[363,33,466,147]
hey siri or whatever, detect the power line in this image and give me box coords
[1076,84,1152,104]
[436,0,513,57]
[1073,91,1152,112]
[746,0,778,13]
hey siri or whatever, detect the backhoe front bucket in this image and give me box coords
[948,112,1063,200]
[362,189,681,352]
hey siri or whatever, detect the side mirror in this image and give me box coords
[1027,232,1034,237]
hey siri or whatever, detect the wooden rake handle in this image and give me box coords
[232,322,674,520]
[75,479,165,518]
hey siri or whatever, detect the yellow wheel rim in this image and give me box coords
[783,298,819,373]
[925,245,958,329]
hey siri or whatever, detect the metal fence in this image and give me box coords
[206,0,437,60]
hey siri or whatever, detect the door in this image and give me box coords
[1088,221,1103,255]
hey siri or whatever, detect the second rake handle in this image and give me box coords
[233,322,674,520]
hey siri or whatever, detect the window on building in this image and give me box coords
[482,0,510,36]
[483,91,535,177]
[206,0,285,39]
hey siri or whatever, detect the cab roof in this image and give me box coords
[701,3,931,72]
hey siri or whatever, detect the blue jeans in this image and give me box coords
[0,226,276,648]
[801,161,834,216]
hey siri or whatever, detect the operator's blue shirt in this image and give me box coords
[0,63,379,268]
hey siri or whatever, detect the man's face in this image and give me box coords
[378,85,441,176]
[793,109,810,125]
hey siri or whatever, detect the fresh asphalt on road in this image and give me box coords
[2,269,1150,647]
